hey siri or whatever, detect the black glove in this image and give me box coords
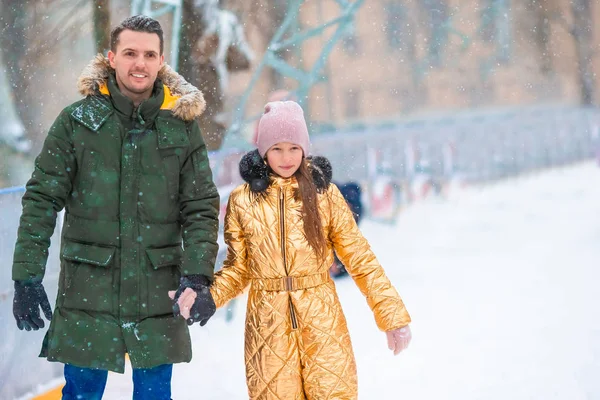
[172,274,216,326]
[13,278,53,331]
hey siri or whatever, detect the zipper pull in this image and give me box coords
[280,188,283,200]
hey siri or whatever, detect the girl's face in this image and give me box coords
[265,142,304,178]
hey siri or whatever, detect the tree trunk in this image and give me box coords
[265,1,288,88]
[179,0,225,151]
[93,0,111,55]
[533,0,552,73]
[571,0,595,105]
[0,0,38,142]
[0,50,29,154]
[178,0,204,81]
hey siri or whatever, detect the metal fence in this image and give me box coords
[309,105,599,184]
[210,105,599,219]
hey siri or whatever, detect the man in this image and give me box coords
[11,15,219,399]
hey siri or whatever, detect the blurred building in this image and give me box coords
[230,0,600,129]
[18,0,600,144]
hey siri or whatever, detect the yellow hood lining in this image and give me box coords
[98,82,179,111]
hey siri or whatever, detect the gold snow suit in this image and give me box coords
[210,177,411,399]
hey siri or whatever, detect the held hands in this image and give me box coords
[168,287,196,319]
[13,279,53,331]
[386,325,412,355]
[168,275,216,326]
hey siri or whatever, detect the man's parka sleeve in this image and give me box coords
[179,121,220,278]
[12,110,76,281]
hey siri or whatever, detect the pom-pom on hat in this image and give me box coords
[256,101,310,157]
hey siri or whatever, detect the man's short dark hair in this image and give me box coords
[110,15,164,55]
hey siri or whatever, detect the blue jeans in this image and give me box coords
[62,363,173,400]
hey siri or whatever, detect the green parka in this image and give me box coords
[11,55,219,372]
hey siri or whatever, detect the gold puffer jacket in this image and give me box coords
[210,153,411,400]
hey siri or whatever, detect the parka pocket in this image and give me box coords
[60,240,116,312]
[145,245,182,316]
[156,118,190,150]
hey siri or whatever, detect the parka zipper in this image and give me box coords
[279,188,298,330]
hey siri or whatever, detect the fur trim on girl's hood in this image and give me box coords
[239,149,332,193]
[77,54,206,121]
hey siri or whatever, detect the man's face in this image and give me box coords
[107,29,164,102]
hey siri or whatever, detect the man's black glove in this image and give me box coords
[172,274,216,326]
[13,278,53,331]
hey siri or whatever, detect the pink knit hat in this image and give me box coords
[256,101,310,157]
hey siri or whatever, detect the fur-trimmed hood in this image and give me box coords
[77,54,206,121]
[239,149,332,193]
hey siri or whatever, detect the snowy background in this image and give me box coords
[2,1,600,398]
[95,161,600,399]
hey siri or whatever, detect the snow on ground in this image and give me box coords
[100,161,600,399]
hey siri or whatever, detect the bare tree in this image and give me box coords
[93,0,111,55]
[231,0,287,87]
[178,0,255,150]
[0,0,90,149]
[0,50,30,154]
[546,0,596,105]
[570,0,595,105]
[178,0,205,81]
[178,0,225,150]
[531,0,553,73]
[0,0,36,142]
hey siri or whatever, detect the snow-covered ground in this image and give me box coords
[96,161,600,399]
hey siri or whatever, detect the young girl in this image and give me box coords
[178,101,412,399]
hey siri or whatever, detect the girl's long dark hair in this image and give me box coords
[294,159,327,258]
